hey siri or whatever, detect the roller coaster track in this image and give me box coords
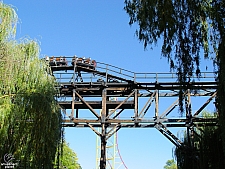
[49,56,218,169]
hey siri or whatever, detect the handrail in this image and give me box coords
[96,62,135,81]
[48,56,217,83]
[134,72,216,82]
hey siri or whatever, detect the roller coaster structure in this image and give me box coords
[48,56,218,169]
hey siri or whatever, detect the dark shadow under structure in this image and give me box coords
[49,57,218,169]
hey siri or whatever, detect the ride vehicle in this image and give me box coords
[72,56,97,70]
[46,56,68,66]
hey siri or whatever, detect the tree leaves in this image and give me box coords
[164,159,177,169]
[0,2,62,168]
[0,2,17,42]
[124,0,210,78]
[125,0,225,165]
[124,0,218,115]
[55,141,81,169]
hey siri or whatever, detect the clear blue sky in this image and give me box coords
[3,1,215,169]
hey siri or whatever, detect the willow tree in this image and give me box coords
[174,112,224,169]
[124,0,212,110]
[0,2,62,168]
[56,141,82,169]
[175,125,224,169]
[124,0,225,157]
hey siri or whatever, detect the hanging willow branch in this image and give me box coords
[0,2,62,168]
[124,0,213,113]
[0,2,17,42]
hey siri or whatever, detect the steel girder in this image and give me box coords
[50,59,218,169]
[59,82,218,142]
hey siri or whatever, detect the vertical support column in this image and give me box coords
[71,89,75,119]
[155,89,159,119]
[155,75,159,119]
[76,109,78,118]
[100,89,107,169]
[134,89,138,124]
[185,89,192,124]
[73,57,77,82]
[105,64,108,82]
[188,89,192,116]
[96,134,100,169]
[185,89,192,147]
[100,134,106,169]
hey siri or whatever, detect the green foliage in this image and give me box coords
[175,112,224,169]
[124,1,225,162]
[0,2,17,42]
[124,0,223,113]
[212,0,225,155]
[0,2,62,168]
[124,0,210,76]
[164,159,177,169]
[56,141,81,169]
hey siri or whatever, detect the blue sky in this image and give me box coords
[3,1,215,169]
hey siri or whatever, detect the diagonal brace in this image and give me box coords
[194,91,217,117]
[155,123,183,147]
[106,125,121,140]
[139,91,156,118]
[60,107,73,120]
[87,123,101,136]
[112,109,124,119]
[106,90,135,119]
[75,91,100,119]
[160,98,179,119]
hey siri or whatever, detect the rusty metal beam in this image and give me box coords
[106,125,121,140]
[59,100,134,109]
[159,98,179,119]
[193,91,217,117]
[185,89,192,147]
[155,89,159,118]
[112,109,124,119]
[106,90,135,119]
[71,89,75,118]
[134,89,138,123]
[62,123,217,128]
[75,91,100,119]
[139,91,156,118]
[63,117,218,124]
[87,123,101,136]
[155,123,183,147]
[100,89,107,169]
